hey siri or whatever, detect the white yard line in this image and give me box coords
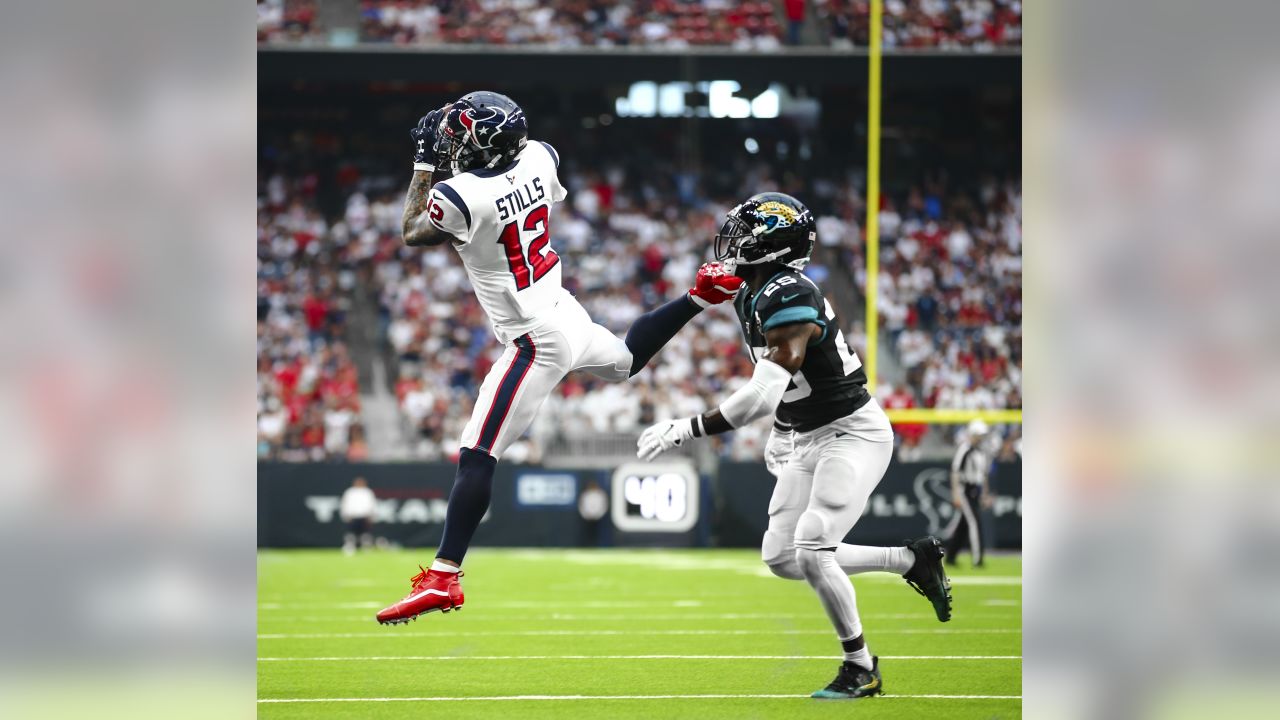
[259,654,1021,662]
[262,578,1020,609]
[945,576,1023,586]
[257,609,1022,618]
[258,628,1020,639]
[260,600,708,610]
[258,612,1020,622]
[260,602,383,610]
[259,693,1021,703]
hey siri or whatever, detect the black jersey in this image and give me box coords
[734,270,870,432]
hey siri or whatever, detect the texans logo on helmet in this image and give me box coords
[458,107,507,150]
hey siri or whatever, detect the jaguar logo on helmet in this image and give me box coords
[752,201,800,235]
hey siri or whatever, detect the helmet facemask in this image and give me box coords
[434,118,487,175]
[714,208,800,274]
[434,103,523,175]
[713,213,753,274]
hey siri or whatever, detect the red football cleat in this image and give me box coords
[376,566,465,625]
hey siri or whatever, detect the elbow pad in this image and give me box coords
[719,359,793,429]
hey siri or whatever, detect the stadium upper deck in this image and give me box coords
[258,0,1021,51]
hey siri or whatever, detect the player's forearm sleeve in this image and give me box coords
[718,359,792,429]
[624,295,702,377]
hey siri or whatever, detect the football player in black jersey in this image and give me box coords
[637,192,954,700]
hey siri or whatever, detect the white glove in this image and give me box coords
[637,417,697,461]
[764,427,794,477]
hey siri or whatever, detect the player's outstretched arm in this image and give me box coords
[636,322,818,460]
[623,263,743,377]
[402,106,453,248]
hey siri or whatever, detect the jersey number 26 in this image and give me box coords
[498,204,560,291]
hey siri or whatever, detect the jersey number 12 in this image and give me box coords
[498,204,560,291]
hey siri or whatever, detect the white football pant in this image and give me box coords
[460,291,632,460]
[760,399,895,643]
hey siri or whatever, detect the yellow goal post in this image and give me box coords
[864,0,1021,427]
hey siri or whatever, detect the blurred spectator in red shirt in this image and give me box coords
[299,411,326,461]
[785,0,807,45]
[882,383,927,461]
[303,292,328,343]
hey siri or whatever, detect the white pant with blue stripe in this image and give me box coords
[459,293,632,459]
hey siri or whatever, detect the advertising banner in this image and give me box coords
[712,459,1022,548]
[258,459,1020,549]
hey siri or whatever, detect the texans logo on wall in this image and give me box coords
[913,467,957,536]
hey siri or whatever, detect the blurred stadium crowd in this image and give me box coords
[257,144,1020,462]
[258,0,1021,50]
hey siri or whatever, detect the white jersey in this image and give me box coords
[426,141,568,343]
[339,486,377,521]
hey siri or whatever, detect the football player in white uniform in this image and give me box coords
[376,92,744,625]
[635,193,953,699]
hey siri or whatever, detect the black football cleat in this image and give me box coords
[903,536,953,622]
[811,657,883,699]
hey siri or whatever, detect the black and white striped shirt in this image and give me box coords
[951,442,991,486]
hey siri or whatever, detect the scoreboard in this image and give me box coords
[610,462,699,534]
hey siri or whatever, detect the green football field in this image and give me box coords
[259,548,1021,719]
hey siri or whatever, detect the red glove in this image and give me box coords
[688,262,745,308]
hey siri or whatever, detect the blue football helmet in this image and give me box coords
[435,91,529,174]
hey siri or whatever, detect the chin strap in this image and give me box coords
[727,246,793,274]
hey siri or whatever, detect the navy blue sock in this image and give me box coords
[624,294,701,376]
[436,447,497,564]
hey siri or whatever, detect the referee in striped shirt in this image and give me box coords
[945,419,995,568]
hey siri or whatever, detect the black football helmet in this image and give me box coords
[714,192,817,272]
[434,91,529,174]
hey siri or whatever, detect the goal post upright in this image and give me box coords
[865,0,883,397]
[863,1,1021,428]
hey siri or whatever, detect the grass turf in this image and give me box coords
[259,548,1021,719]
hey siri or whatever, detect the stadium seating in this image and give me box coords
[257,0,321,44]
[818,0,1022,49]
[256,155,1020,461]
[257,174,368,461]
[256,0,1021,49]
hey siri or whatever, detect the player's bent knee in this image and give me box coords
[600,339,633,382]
[584,364,630,383]
[766,558,804,580]
[602,361,631,383]
[583,336,633,383]
[794,509,828,547]
[762,531,803,580]
[455,447,497,483]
